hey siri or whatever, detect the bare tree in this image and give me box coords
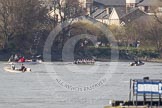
[0,0,15,48]
[14,0,48,33]
[0,0,48,49]
[152,0,162,24]
[147,20,162,52]
[53,0,85,22]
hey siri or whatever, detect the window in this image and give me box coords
[158,7,162,12]
[144,6,149,12]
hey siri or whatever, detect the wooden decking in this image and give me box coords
[104,106,148,108]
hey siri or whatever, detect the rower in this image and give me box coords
[20,64,26,72]
[11,63,15,70]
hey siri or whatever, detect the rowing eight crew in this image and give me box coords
[74,59,95,64]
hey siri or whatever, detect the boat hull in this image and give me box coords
[8,61,41,65]
[130,62,144,66]
[4,67,31,73]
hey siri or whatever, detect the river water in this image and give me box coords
[0,61,162,108]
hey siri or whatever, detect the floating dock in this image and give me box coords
[105,106,148,108]
[104,100,162,107]
[112,101,162,106]
[105,78,162,108]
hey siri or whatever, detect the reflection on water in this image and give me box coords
[0,62,162,108]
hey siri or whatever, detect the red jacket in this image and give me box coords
[18,57,25,62]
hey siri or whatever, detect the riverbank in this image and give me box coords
[1,55,162,63]
[96,58,162,63]
[145,58,162,63]
[1,49,162,63]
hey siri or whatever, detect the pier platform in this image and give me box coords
[104,101,162,108]
[105,106,148,108]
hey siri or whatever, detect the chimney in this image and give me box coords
[106,7,109,14]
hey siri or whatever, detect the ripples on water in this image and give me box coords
[0,62,162,108]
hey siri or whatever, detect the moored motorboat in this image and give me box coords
[7,59,42,65]
[8,54,43,65]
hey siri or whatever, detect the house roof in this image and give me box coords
[115,7,126,18]
[91,9,106,18]
[120,8,146,24]
[94,0,126,6]
[133,15,155,24]
[137,0,161,6]
[126,0,143,4]
[125,15,156,27]
[91,8,109,19]
[96,11,109,19]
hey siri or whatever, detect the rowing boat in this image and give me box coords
[130,62,144,66]
[3,67,31,73]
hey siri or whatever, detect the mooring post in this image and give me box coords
[129,79,132,103]
[143,93,146,105]
[136,93,138,107]
[159,94,161,107]
[151,91,153,108]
